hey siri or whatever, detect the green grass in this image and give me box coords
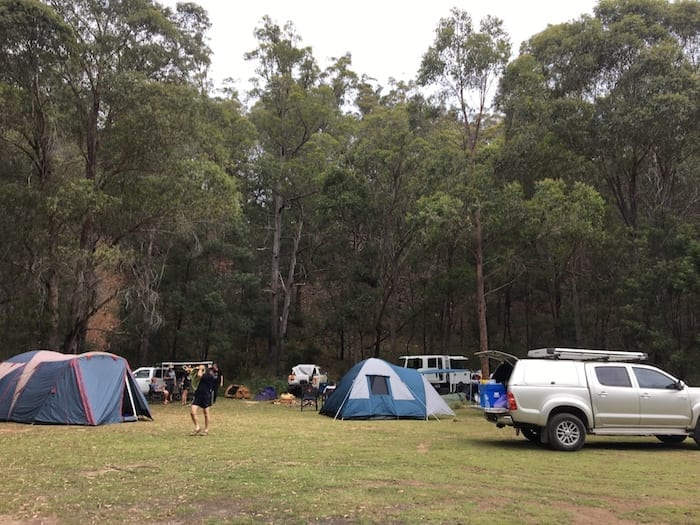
[1,400,698,524]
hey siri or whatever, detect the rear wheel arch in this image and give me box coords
[547,405,590,430]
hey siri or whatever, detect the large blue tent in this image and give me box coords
[0,350,152,425]
[320,358,455,420]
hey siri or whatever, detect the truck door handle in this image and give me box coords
[598,391,608,397]
[640,392,651,398]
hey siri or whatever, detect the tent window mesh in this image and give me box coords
[368,375,389,395]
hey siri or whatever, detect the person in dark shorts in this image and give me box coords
[180,367,192,406]
[189,365,217,436]
[164,366,176,404]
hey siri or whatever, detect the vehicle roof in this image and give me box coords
[527,348,647,362]
[398,355,469,359]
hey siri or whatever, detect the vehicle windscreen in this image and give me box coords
[450,359,469,370]
[402,358,422,369]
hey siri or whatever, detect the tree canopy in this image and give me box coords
[0,0,697,384]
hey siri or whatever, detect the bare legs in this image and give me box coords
[190,405,210,435]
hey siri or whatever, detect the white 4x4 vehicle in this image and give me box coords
[480,348,700,451]
[133,361,212,395]
[287,364,327,396]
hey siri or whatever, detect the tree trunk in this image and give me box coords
[571,257,583,346]
[65,93,101,354]
[45,214,61,349]
[137,231,155,365]
[474,209,490,377]
[268,192,284,370]
[279,209,303,367]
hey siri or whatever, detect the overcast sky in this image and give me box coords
[161,1,598,94]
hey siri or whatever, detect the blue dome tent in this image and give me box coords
[320,358,455,420]
[0,350,152,425]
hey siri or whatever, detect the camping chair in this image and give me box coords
[148,389,164,403]
[300,384,318,411]
[320,384,336,407]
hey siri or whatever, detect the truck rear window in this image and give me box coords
[595,366,632,387]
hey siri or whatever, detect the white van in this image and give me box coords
[398,355,478,396]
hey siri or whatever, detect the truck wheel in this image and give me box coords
[695,425,700,447]
[655,435,687,444]
[520,426,542,443]
[548,413,585,451]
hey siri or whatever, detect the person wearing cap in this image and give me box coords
[189,365,217,436]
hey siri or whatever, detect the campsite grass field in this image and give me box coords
[1,398,698,525]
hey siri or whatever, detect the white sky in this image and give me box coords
[162,1,598,94]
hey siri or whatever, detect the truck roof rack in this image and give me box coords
[527,348,647,362]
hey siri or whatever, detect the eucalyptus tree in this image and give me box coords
[497,0,699,366]
[347,97,426,358]
[520,179,606,347]
[0,0,76,350]
[47,0,215,353]
[244,16,348,370]
[417,8,511,374]
[0,0,226,356]
[509,0,700,230]
[107,88,249,365]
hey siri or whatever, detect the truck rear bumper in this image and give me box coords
[484,409,513,428]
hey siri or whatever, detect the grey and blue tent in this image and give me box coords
[0,350,151,425]
[320,358,455,420]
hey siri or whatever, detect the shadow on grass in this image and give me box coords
[467,436,698,452]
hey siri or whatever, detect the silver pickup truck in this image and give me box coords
[480,348,700,451]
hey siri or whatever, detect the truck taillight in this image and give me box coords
[507,391,517,410]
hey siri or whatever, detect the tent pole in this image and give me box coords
[333,379,356,421]
[125,374,137,420]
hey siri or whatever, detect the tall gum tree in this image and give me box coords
[0,0,76,349]
[418,8,511,375]
[498,0,698,363]
[245,16,346,371]
[1,0,214,353]
[349,98,423,358]
[516,0,700,230]
[47,0,213,353]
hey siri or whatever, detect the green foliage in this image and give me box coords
[0,0,696,375]
[616,217,699,379]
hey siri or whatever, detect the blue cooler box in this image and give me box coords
[480,383,506,409]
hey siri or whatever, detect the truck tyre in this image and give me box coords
[693,424,700,447]
[655,435,687,445]
[548,413,585,451]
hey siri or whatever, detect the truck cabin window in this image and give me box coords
[633,368,677,389]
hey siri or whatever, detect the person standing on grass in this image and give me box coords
[180,366,192,405]
[189,364,217,436]
[209,363,220,404]
[164,366,176,404]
